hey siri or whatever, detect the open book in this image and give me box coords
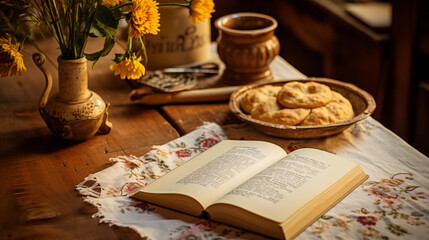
[131,140,368,239]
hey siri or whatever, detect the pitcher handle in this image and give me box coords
[97,103,113,135]
[32,53,52,110]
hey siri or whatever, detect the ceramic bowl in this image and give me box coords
[229,78,376,139]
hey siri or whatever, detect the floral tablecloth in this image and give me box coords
[76,118,429,240]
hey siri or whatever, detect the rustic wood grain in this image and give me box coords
[160,102,241,135]
[0,37,179,239]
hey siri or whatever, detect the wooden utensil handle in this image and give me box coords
[129,86,240,105]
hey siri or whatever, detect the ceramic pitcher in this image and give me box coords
[33,53,112,141]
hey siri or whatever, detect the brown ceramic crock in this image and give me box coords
[215,12,280,85]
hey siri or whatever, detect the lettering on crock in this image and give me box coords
[146,26,209,54]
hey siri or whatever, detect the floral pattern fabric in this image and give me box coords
[76,122,266,239]
[76,119,429,240]
[307,172,427,240]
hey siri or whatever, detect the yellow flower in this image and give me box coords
[110,56,145,80]
[190,0,215,24]
[102,0,121,6]
[129,0,160,38]
[0,34,27,77]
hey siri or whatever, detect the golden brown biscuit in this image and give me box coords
[251,98,311,126]
[277,81,333,108]
[240,85,281,114]
[300,91,354,126]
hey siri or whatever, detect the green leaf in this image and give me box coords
[93,5,118,37]
[405,186,420,193]
[89,23,106,38]
[411,211,424,217]
[95,5,118,28]
[387,224,408,236]
[84,35,115,67]
[74,32,86,57]
[361,208,369,214]
[110,5,123,21]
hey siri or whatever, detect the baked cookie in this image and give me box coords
[277,81,333,108]
[251,98,311,126]
[300,91,354,126]
[240,85,282,114]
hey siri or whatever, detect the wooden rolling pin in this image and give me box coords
[129,86,240,105]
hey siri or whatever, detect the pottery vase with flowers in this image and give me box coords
[3,0,216,141]
[33,53,112,141]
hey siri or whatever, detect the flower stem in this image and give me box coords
[46,0,66,53]
[158,3,190,8]
[139,36,148,65]
[127,37,133,54]
[111,2,134,11]
[80,5,97,58]
[71,0,78,58]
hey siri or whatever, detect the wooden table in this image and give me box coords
[2,35,429,240]
[0,37,179,239]
[0,36,306,239]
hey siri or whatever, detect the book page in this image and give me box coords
[135,140,286,209]
[210,148,360,222]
